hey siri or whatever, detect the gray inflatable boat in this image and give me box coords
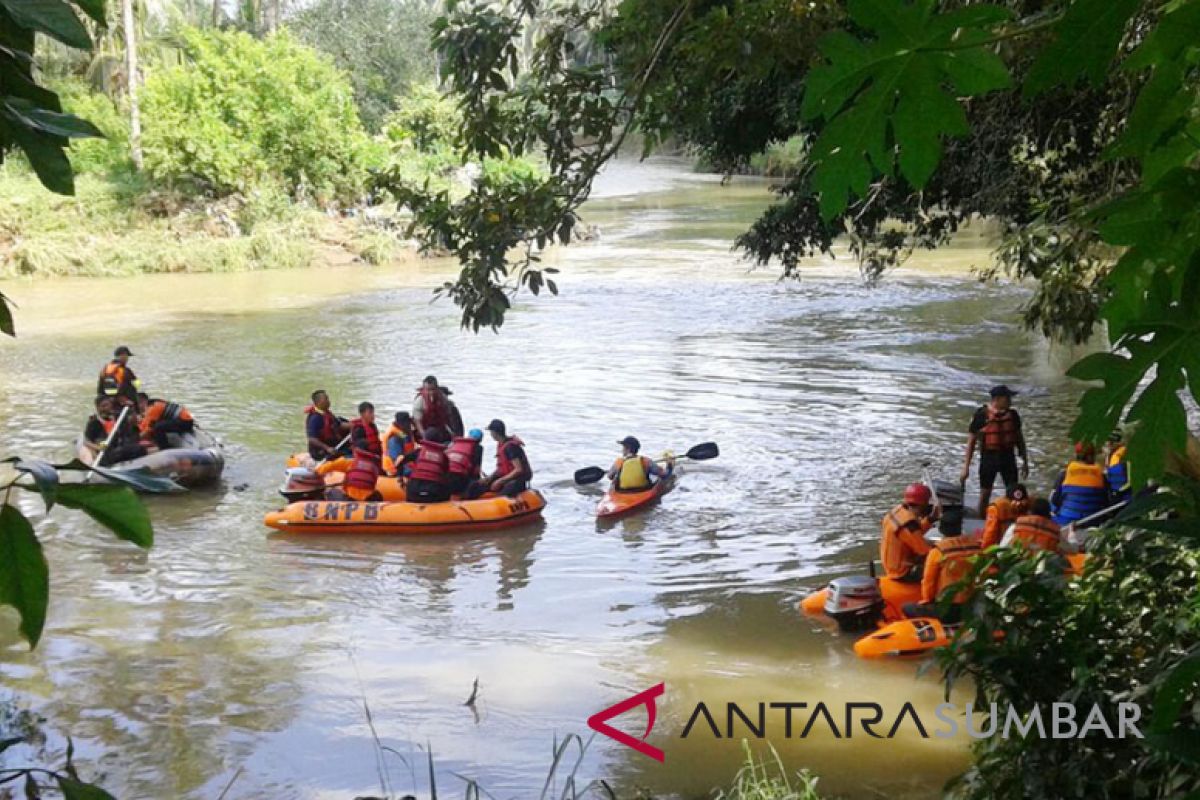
[75,427,225,488]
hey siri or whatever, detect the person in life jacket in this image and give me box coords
[305,389,350,460]
[979,483,1030,549]
[329,446,383,502]
[136,393,195,450]
[440,386,466,437]
[1105,431,1131,503]
[446,428,485,496]
[412,375,452,439]
[881,482,939,582]
[83,396,146,466]
[406,425,452,503]
[1005,497,1068,554]
[961,385,1030,517]
[606,436,670,491]
[902,514,982,623]
[1051,442,1111,527]
[96,346,141,407]
[382,411,418,477]
[349,402,382,457]
[483,418,533,498]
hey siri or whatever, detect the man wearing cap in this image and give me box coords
[607,436,670,492]
[961,385,1029,517]
[483,419,533,497]
[97,346,140,407]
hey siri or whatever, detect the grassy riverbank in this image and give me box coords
[0,171,413,279]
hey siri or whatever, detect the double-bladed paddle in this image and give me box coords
[574,441,719,485]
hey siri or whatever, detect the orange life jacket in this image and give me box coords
[1010,515,1062,553]
[139,399,192,434]
[343,448,381,494]
[924,535,982,604]
[980,406,1019,452]
[881,504,932,578]
[981,497,1025,548]
[381,424,416,475]
[409,440,449,485]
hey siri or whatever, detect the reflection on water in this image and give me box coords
[0,159,1093,798]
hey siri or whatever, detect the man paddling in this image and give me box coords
[83,396,145,466]
[961,385,1029,517]
[607,436,670,491]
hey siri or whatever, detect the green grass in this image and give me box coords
[714,742,823,800]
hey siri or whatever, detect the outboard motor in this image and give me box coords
[932,480,964,507]
[824,575,884,632]
[280,467,326,502]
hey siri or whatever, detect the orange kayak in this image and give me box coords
[596,468,676,519]
[264,489,546,535]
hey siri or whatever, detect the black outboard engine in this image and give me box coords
[280,468,327,503]
[823,576,884,632]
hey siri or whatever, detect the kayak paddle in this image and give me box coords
[574,442,719,485]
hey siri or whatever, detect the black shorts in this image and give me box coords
[980,451,1018,491]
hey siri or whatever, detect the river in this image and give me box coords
[0,160,1092,799]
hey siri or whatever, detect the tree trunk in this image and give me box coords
[122,0,143,171]
[212,0,220,27]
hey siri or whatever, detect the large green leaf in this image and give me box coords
[2,97,104,138]
[54,484,153,548]
[87,465,184,494]
[55,778,117,800]
[1023,0,1142,96]
[0,504,49,647]
[1,117,74,194]
[13,458,59,510]
[0,0,91,49]
[800,0,1011,219]
[72,0,106,26]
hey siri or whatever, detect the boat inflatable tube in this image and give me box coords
[264,488,547,535]
[77,429,224,488]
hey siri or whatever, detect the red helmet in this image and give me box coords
[904,482,932,506]
[1074,441,1096,459]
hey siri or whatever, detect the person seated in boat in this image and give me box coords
[1004,497,1071,554]
[412,375,454,440]
[446,429,485,496]
[382,411,417,477]
[607,436,670,492]
[349,402,382,457]
[1104,431,1131,504]
[97,346,140,408]
[327,445,383,502]
[881,483,940,583]
[407,426,452,502]
[979,483,1030,549]
[136,393,195,451]
[483,419,533,498]
[83,396,146,466]
[1050,442,1110,526]
[902,514,982,623]
[305,389,350,461]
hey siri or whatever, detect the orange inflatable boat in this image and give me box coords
[264,489,546,535]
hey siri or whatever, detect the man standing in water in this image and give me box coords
[961,385,1029,517]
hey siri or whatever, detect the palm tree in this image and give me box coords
[121,0,144,169]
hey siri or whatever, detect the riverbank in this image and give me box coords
[0,172,418,280]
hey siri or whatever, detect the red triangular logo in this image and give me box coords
[586,683,665,762]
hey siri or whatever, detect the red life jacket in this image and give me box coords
[343,448,381,493]
[409,440,449,484]
[350,418,382,456]
[417,388,450,431]
[101,417,116,434]
[304,405,339,445]
[981,406,1019,452]
[446,437,481,477]
[494,436,531,480]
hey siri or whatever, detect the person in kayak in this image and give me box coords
[305,390,350,460]
[382,411,417,477]
[607,436,670,491]
[1105,431,1131,504]
[446,429,485,496]
[83,396,146,466]
[1005,497,1068,554]
[902,514,982,622]
[979,483,1030,549]
[97,346,140,407]
[483,419,533,498]
[136,393,195,450]
[1050,443,1110,526]
[412,376,452,439]
[881,483,940,582]
[406,426,452,502]
[961,385,1029,517]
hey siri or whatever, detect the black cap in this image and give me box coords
[486,419,506,435]
[618,436,641,453]
[989,385,1017,397]
[394,411,412,424]
[423,375,438,386]
[114,345,134,356]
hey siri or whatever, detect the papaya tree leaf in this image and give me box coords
[1023,0,1142,96]
[0,504,50,648]
[2,98,104,138]
[54,484,153,548]
[13,459,58,510]
[0,0,91,49]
